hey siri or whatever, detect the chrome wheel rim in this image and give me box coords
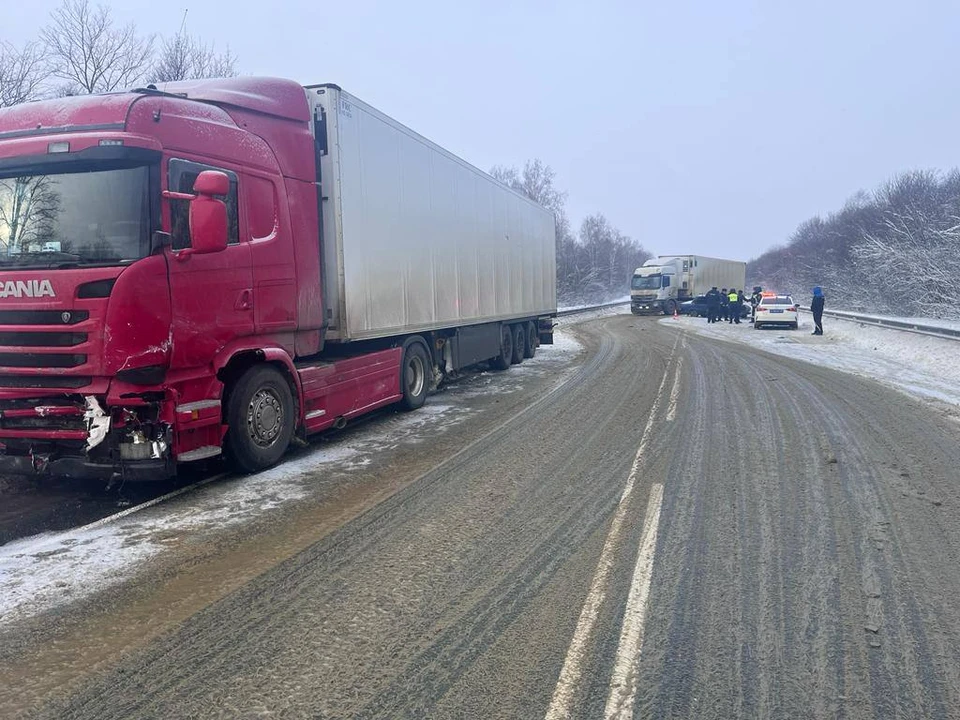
[247,388,284,447]
[405,354,425,398]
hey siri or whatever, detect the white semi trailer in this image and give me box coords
[630,255,746,315]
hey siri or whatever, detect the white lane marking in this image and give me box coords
[665,356,683,422]
[546,335,680,720]
[74,473,228,533]
[603,483,664,719]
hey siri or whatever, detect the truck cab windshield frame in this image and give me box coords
[0,146,160,268]
[631,274,662,290]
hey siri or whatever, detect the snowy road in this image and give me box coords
[3,311,960,718]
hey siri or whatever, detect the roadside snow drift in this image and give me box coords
[663,313,960,407]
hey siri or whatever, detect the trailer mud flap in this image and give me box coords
[539,317,555,345]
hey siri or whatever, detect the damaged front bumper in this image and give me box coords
[0,395,175,481]
[0,453,174,481]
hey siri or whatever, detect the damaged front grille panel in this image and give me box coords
[0,396,170,466]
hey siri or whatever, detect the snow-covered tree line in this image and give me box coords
[0,0,237,107]
[491,160,651,305]
[748,170,960,319]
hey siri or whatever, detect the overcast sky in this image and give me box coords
[6,0,960,260]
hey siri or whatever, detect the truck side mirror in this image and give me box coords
[188,171,229,255]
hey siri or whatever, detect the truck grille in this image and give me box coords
[0,332,87,347]
[0,353,86,368]
[0,310,89,325]
[0,308,96,390]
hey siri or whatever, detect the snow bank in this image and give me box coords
[825,311,960,333]
[662,314,960,407]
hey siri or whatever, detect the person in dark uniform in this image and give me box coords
[750,286,763,322]
[811,286,825,335]
[706,286,720,323]
[736,289,746,324]
[720,288,729,323]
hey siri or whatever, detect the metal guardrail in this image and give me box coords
[801,308,960,341]
[556,300,631,318]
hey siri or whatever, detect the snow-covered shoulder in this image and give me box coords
[661,314,960,408]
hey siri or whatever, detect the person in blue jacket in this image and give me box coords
[811,286,825,335]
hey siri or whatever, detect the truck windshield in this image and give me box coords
[631,274,662,290]
[0,165,152,268]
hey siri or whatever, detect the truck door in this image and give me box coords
[244,173,297,335]
[164,158,254,369]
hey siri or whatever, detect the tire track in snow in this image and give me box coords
[545,331,680,720]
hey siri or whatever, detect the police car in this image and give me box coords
[754,294,799,330]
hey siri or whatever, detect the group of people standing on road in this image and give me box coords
[704,286,746,324]
[701,284,827,335]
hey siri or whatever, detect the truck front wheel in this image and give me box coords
[665,300,677,316]
[400,341,430,411]
[225,365,295,473]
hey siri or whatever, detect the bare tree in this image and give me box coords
[748,168,960,318]
[0,41,48,107]
[492,159,649,304]
[151,30,238,83]
[491,159,566,216]
[40,0,154,94]
[0,176,62,253]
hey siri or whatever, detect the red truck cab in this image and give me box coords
[0,78,404,480]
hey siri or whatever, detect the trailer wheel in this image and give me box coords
[511,324,525,365]
[225,365,295,473]
[400,341,430,411]
[491,326,512,371]
[523,321,537,359]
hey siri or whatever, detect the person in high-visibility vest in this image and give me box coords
[727,289,740,324]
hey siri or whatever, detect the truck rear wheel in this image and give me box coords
[511,324,525,364]
[491,326,512,371]
[400,341,430,411]
[523,321,537,359]
[225,365,295,473]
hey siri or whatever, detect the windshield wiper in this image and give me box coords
[53,257,125,269]
[0,252,133,269]
[0,251,83,266]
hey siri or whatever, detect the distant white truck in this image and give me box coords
[630,255,746,315]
